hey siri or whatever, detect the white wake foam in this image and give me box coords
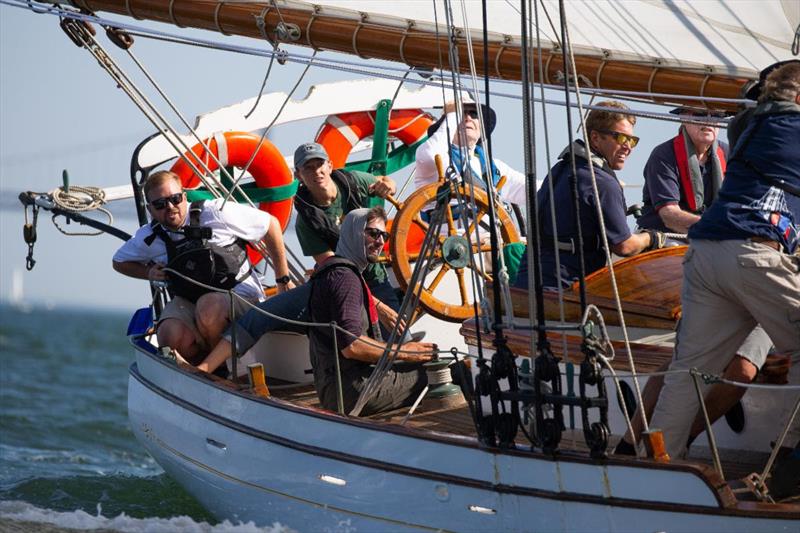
[0,500,294,532]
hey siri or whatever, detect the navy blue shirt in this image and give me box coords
[638,137,729,232]
[515,142,632,289]
[690,106,800,253]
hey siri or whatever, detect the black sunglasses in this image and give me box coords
[464,108,480,120]
[148,192,184,210]
[596,129,640,148]
[364,227,390,241]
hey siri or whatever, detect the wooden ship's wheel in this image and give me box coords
[386,178,520,322]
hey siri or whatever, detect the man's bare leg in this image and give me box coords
[195,292,235,350]
[688,355,756,440]
[615,356,756,454]
[157,318,203,363]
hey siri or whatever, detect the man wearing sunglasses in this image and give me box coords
[615,105,774,457]
[650,62,800,465]
[638,106,729,235]
[514,100,666,290]
[308,207,444,416]
[293,142,404,337]
[415,100,528,206]
[112,170,291,366]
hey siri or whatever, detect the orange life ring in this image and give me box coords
[170,131,294,263]
[315,109,434,168]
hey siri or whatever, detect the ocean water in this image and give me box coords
[0,304,289,532]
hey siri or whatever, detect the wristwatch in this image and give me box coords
[275,275,292,285]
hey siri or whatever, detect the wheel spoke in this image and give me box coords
[412,215,446,245]
[465,206,489,237]
[426,263,451,293]
[455,268,470,306]
[445,203,457,236]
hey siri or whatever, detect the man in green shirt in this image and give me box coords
[293,142,403,333]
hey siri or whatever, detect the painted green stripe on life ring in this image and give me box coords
[185,180,299,203]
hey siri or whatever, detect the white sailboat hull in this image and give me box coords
[128,349,799,532]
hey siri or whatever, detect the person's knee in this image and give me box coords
[195,293,230,332]
[723,355,758,383]
[157,319,194,352]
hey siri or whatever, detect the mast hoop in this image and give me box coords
[214,1,231,36]
[698,73,712,108]
[543,52,554,85]
[123,0,141,21]
[352,16,368,59]
[398,21,415,66]
[494,42,506,79]
[595,60,607,89]
[647,66,659,96]
[305,10,319,50]
[167,0,185,29]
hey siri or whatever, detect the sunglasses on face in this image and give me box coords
[464,108,480,120]
[148,192,184,210]
[597,129,640,148]
[364,227,390,241]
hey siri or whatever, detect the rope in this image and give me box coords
[51,185,106,211]
[558,1,650,437]
[50,185,113,237]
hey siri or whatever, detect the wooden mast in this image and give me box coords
[71,1,749,111]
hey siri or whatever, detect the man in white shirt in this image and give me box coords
[414,101,528,206]
[112,170,291,364]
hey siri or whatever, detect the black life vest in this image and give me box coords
[309,256,382,342]
[293,170,366,251]
[145,200,251,302]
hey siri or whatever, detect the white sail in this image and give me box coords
[292,0,798,76]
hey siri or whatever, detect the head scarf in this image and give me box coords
[335,207,370,272]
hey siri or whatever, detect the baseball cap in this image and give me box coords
[294,142,329,168]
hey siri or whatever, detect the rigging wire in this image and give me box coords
[556,1,650,440]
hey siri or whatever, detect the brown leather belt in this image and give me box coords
[749,236,782,251]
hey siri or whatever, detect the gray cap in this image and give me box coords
[294,142,329,168]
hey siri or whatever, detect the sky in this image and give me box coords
[0,2,691,312]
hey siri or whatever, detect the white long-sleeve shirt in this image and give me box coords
[414,112,532,205]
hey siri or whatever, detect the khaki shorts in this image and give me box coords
[158,294,257,350]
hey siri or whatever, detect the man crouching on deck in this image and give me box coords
[308,207,446,416]
[112,170,291,365]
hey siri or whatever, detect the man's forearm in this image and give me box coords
[262,218,290,279]
[658,204,700,234]
[113,260,150,280]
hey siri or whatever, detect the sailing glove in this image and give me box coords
[644,229,667,251]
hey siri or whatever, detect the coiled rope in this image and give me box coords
[50,185,112,236]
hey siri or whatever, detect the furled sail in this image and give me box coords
[72,1,799,109]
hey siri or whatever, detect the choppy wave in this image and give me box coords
[0,500,295,532]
